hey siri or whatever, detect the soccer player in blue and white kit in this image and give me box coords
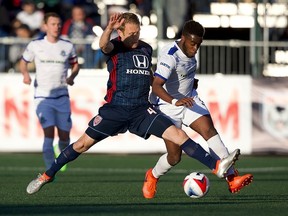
[20,12,80,170]
[26,13,240,195]
[142,20,253,199]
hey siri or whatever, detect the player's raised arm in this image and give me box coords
[99,13,124,54]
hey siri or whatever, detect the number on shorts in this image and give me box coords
[147,107,157,115]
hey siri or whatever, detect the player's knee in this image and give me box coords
[163,126,189,145]
[167,154,181,166]
[202,127,218,140]
[58,131,70,141]
[175,128,189,143]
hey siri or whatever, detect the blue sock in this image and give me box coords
[181,139,217,170]
[46,143,80,177]
[58,139,70,151]
[42,137,54,169]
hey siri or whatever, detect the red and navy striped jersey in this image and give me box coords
[104,37,153,106]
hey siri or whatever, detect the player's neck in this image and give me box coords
[46,35,59,43]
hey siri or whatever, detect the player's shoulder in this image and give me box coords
[161,41,179,56]
[158,42,178,62]
[58,37,74,45]
[29,36,45,43]
[138,40,153,54]
[26,36,45,48]
[157,42,178,69]
[138,40,152,48]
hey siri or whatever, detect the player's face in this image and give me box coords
[119,23,140,49]
[45,17,62,38]
[72,7,85,22]
[182,34,202,58]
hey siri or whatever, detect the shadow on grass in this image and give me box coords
[1,195,288,216]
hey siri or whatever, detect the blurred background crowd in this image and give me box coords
[0,0,288,76]
[1,0,288,154]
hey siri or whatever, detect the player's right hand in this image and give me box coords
[108,13,124,30]
[175,97,194,107]
[23,76,31,85]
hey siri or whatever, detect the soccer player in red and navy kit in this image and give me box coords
[26,13,240,195]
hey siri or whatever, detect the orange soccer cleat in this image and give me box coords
[226,170,253,193]
[142,168,159,199]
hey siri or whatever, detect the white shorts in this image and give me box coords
[156,95,210,128]
[34,96,72,131]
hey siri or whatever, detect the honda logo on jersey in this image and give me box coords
[133,55,149,69]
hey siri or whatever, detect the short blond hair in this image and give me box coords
[118,12,140,32]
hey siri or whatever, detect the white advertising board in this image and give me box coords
[0,72,252,154]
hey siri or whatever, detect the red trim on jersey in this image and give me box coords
[69,55,78,65]
[106,55,118,103]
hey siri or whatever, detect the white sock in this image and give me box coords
[42,137,54,169]
[207,134,229,159]
[152,153,173,179]
[207,134,235,176]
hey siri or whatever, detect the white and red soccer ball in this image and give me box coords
[183,172,210,198]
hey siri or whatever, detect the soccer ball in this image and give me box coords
[183,172,210,198]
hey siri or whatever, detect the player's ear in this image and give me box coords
[43,23,48,32]
[181,34,186,42]
[117,29,123,38]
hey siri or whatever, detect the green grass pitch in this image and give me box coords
[0,153,287,216]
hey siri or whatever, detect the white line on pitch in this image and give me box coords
[0,166,287,174]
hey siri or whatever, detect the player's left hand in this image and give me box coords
[66,77,74,86]
[175,97,194,107]
[193,78,199,90]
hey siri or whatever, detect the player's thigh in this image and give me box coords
[157,104,184,128]
[129,106,174,139]
[35,99,56,128]
[182,95,210,127]
[55,97,72,132]
[85,105,129,141]
[190,115,217,140]
[56,111,72,132]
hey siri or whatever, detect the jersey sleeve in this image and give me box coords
[107,38,122,56]
[22,42,35,63]
[68,45,78,65]
[154,50,176,81]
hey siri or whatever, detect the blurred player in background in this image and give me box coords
[142,20,253,199]
[61,5,95,67]
[26,12,240,195]
[19,12,80,170]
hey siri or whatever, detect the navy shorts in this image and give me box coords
[85,103,174,141]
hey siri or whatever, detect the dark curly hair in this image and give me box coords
[182,20,205,38]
